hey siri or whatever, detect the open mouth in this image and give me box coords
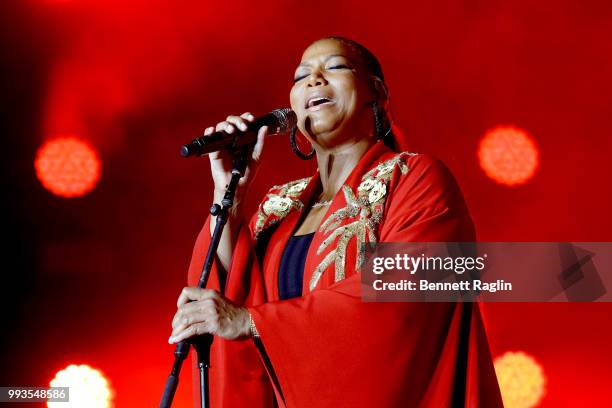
[306,96,334,109]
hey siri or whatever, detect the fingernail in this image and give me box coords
[227,127,234,133]
[240,123,247,131]
[168,336,174,344]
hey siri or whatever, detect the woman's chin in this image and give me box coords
[311,130,358,151]
[306,123,337,143]
[305,114,341,137]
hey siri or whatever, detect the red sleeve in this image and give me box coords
[186,216,220,288]
[186,216,274,408]
[249,154,502,407]
[379,153,476,242]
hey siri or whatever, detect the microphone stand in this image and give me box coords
[160,148,250,408]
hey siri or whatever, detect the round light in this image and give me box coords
[35,136,102,198]
[47,364,113,408]
[478,126,539,186]
[494,351,546,408]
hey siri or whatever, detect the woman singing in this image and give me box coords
[169,37,503,407]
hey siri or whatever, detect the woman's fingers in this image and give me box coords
[170,298,218,342]
[170,287,249,343]
[215,120,235,134]
[225,114,251,132]
[169,322,211,344]
[241,112,255,122]
[171,298,213,328]
[169,302,222,343]
[177,287,218,307]
[252,125,268,162]
[203,126,214,136]
[203,111,265,203]
[170,313,213,340]
[215,112,258,135]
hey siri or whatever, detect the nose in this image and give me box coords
[306,69,327,87]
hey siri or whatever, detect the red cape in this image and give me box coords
[187,142,502,407]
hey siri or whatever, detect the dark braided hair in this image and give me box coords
[318,36,397,151]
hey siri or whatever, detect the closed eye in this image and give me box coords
[328,64,350,70]
[293,74,308,83]
[293,65,352,82]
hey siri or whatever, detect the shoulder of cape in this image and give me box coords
[252,176,311,239]
[267,176,312,196]
[360,150,419,181]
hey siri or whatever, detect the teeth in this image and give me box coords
[308,97,331,108]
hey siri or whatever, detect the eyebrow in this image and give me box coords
[297,54,349,68]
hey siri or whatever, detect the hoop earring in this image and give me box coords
[290,126,315,160]
[372,101,386,141]
[372,101,395,150]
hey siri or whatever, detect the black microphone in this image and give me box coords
[180,108,297,157]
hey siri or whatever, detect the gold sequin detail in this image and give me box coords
[309,152,415,291]
[253,177,310,239]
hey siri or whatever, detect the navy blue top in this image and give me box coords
[278,233,315,300]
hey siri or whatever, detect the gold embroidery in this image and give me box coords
[253,177,310,239]
[309,152,415,290]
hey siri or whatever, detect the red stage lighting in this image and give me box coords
[478,126,539,186]
[47,364,113,408]
[34,137,102,198]
[494,351,546,408]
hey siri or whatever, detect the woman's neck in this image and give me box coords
[315,137,375,200]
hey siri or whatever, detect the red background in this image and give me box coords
[1,0,611,406]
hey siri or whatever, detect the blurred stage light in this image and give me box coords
[494,351,546,408]
[47,364,113,408]
[478,126,539,186]
[35,137,102,198]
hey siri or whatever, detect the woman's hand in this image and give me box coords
[206,112,268,211]
[169,287,251,343]
[205,112,268,271]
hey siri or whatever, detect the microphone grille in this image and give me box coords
[271,108,297,133]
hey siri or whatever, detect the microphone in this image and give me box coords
[180,108,297,157]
